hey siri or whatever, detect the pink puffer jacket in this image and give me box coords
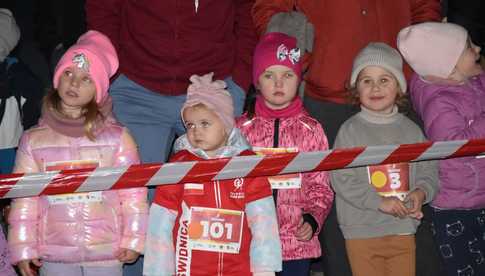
[8,121,148,264]
[236,101,334,260]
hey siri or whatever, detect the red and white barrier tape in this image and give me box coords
[0,139,484,199]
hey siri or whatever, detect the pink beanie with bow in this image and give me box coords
[397,22,468,79]
[253,32,302,85]
[181,72,234,134]
[53,30,119,104]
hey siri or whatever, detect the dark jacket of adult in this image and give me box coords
[86,0,257,95]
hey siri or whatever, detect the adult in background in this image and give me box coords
[252,1,442,276]
[85,1,258,275]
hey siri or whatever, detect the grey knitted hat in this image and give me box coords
[350,42,407,93]
[0,9,20,63]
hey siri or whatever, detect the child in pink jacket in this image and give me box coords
[236,32,334,276]
[8,31,148,276]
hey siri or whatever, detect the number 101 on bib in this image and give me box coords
[188,206,244,254]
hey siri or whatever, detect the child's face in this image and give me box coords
[57,66,96,112]
[356,66,400,114]
[257,65,298,110]
[453,38,482,81]
[183,105,228,158]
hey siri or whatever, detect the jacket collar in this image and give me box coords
[173,128,251,159]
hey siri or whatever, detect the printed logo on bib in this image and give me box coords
[253,147,302,189]
[47,191,103,205]
[368,163,410,201]
[188,206,244,254]
[44,160,101,205]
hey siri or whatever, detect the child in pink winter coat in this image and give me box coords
[8,30,148,276]
[236,32,334,276]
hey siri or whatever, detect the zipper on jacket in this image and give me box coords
[214,180,224,274]
[272,119,280,205]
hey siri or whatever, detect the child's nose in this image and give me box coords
[372,82,380,91]
[70,77,80,87]
[193,126,202,134]
[475,45,482,54]
[275,78,284,87]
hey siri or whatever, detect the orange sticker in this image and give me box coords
[368,163,410,201]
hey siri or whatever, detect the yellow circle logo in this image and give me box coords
[371,171,387,188]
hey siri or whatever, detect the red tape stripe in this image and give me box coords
[246,153,297,178]
[316,147,365,171]
[180,158,230,183]
[0,173,22,197]
[382,142,432,164]
[450,140,485,158]
[111,164,163,190]
[40,168,95,196]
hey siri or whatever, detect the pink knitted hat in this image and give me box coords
[181,72,234,134]
[397,22,468,79]
[253,32,302,85]
[53,30,119,104]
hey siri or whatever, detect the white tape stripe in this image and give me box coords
[76,166,128,193]
[280,151,328,174]
[347,145,399,168]
[145,161,197,187]
[416,140,467,161]
[214,155,263,180]
[5,171,59,198]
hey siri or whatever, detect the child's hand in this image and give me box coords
[17,258,42,276]
[405,188,426,220]
[115,248,140,264]
[295,217,313,241]
[378,196,409,218]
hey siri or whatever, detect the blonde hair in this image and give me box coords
[43,88,102,141]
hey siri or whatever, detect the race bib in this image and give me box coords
[45,160,101,205]
[188,206,244,254]
[44,159,99,171]
[253,147,302,189]
[368,163,410,201]
[47,191,103,205]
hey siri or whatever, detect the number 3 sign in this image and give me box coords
[188,206,244,254]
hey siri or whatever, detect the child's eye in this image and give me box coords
[285,72,294,78]
[380,78,389,84]
[83,77,92,83]
[264,73,273,79]
[201,121,211,128]
[64,70,73,77]
[360,79,372,85]
[185,123,195,129]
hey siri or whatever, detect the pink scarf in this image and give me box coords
[255,95,303,119]
[41,97,114,137]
